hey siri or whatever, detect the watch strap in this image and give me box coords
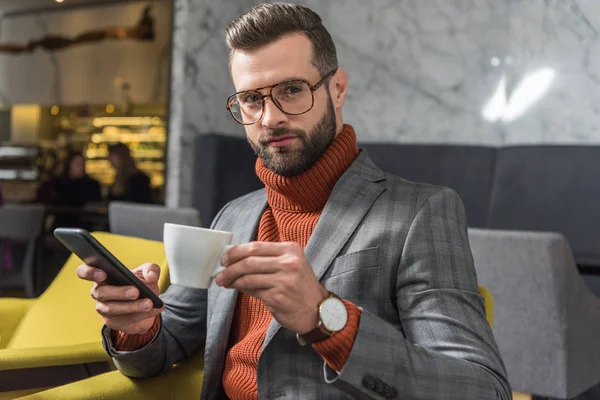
[296,324,331,346]
[296,291,343,346]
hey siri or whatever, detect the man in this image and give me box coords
[78,3,511,399]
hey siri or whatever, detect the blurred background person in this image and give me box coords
[37,151,102,208]
[41,151,103,231]
[107,143,152,204]
[53,151,102,208]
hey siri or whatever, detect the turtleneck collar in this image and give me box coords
[255,124,359,212]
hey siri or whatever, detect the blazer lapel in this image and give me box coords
[208,190,267,329]
[263,151,386,349]
[204,191,267,382]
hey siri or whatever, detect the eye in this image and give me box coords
[239,92,262,105]
[277,82,307,102]
[283,85,304,95]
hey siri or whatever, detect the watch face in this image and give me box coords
[320,297,348,332]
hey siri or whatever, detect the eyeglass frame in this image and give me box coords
[225,68,338,125]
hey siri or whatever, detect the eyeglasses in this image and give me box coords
[226,69,338,125]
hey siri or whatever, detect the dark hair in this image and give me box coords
[62,151,86,178]
[225,2,338,76]
[108,143,139,186]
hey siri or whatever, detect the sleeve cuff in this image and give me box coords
[312,300,362,372]
[110,316,161,352]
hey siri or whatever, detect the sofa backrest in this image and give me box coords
[192,134,262,226]
[488,146,600,266]
[192,135,498,228]
[361,144,496,227]
[190,135,600,266]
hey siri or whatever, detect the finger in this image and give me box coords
[226,273,275,292]
[95,298,157,316]
[217,256,279,287]
[106,308,164,331]
[91,283,140,301]
[77,264,106,282]
[139,263,161,284]
[223,242,296,266]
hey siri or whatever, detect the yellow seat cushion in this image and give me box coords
[7,232,167,349]
[17,345,204,400]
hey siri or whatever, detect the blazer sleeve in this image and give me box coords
[324,188,511,400]
[100,202,233,378]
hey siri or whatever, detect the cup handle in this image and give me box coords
[211,244,233,278]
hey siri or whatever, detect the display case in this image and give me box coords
[0,103,167,203]
[51,104,167,197]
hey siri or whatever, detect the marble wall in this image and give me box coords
[0,1,172,106]
[167,0,600,207]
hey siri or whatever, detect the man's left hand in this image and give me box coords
[215,241,328,334]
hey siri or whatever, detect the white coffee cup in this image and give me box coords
[163,223,233,289]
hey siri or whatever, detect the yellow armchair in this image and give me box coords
[15,284,494,400]
[18,347,204,400]
[0,232,167,398]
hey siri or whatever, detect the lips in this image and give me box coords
[266,135,298,147]
[267,135,296,144]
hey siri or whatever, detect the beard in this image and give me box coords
[248,94,337,177]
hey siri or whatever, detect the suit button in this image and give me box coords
[362,375,376,390]
[374,379,385,395]
[386,387,398,399]
[382,384,391,397]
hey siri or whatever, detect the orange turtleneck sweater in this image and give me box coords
[222,125,362,399]
[112,125,362,400]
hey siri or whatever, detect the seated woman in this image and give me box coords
[53,152,102,207]
[107,143,152,204]
[43,152,103,230]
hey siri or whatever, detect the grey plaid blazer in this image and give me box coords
[103,151,511,399]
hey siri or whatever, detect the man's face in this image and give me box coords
[230,33,343,177]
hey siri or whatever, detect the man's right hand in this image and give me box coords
[77,263,165,335]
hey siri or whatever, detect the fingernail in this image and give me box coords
[221,254,229,266]
[140,301,152,311]
[94,272,105,281]
[215,274,223,286]
[147,271,157,279]
[125,289,137,299]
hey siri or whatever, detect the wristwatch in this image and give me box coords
[296,292,348,346]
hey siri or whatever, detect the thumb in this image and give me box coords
[141,263,161,284]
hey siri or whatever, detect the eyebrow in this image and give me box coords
[237,76,309,93]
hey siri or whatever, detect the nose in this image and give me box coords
[260,97,287,129]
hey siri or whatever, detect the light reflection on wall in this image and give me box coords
[482,68,556,123]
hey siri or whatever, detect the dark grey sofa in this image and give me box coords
[191,134,600,270]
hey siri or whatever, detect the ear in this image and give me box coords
[329,68,348,109]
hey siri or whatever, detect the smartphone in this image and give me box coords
[54,228,164,309]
